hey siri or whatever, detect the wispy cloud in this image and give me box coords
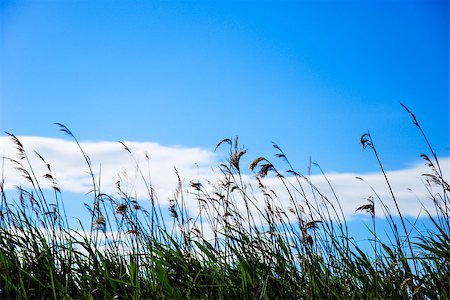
[1,136,447,220]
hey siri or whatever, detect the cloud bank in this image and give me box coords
[1,135,448,221]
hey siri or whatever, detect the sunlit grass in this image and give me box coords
[0,105,448,299]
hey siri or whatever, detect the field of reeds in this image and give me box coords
[0,105,448,299]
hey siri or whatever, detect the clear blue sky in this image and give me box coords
[1,0,448,174]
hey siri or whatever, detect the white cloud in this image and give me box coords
[1,135,448,224]
[259,159,449,221]
[0,135,216,202]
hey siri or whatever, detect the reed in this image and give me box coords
[0,105,448,299]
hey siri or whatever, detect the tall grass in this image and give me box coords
[0,105,448,299]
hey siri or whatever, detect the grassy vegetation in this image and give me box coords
[0,105,448,299]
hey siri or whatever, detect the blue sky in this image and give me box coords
[0,0,449,243]
[1,0,448,174]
